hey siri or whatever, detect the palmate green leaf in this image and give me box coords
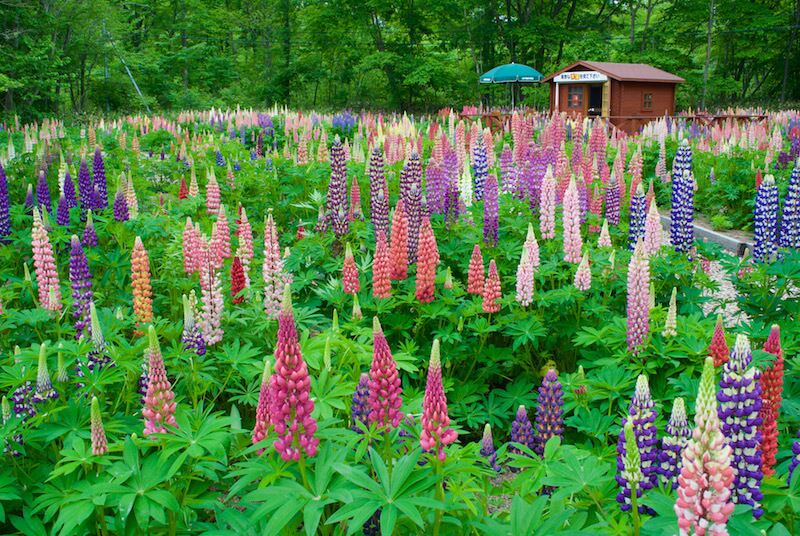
[503,315,547,350]
[543,449,611,496]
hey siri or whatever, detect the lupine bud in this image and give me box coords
[675,357,734,535]
[350,373,370,432]
[533,369,564,456]
[270,288,318,460]
[420,340,457,461]
[444,266,453,289]
[659,397,691,489]
[573,252,591,291]
[482,259,501,313]
[621,421,643,486]
[368,317,404,430]
[342,243,360,294]
[32,344,58,403]
[251,359,272,448]
[718,334,763,517]
[480,424,500,471]
[142,326,178,436]
[91,396,108,456]
[662,287,678,337]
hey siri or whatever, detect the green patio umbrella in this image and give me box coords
[479,63,543,107]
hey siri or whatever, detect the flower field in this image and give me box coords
[0,109,799,535]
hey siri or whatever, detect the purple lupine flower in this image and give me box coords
[77,158,94,211]
[425,159,445,215]
[709,167,716,185]
[326,136,349,239]
[443,148,460,224]
[63,168,77,208]
[779,162,800,250]
[24,184,35,214]
[472,138,488,201]
[659,397,691,489]
[753,174,779,263]
[36,171,52,214]
[669,168,695,253]
[350,373,370,432]
[368,148,389,238]
[31,344,58,404]
[215,150,226,167]
[113,189,129,222]
[628,183,647,250]
[0,163,11,240]
[718,334,763,518]
[673,139,693,177]
[82,211,98,247]
[76,302,114,382]
[402,153,423,262]
[483,173,499,246]
[509,405,535,461]
[56,195,70,226]
[499,144,517,194]
[789,430,800,485]
[181,294,206,357]
[69,235,93,340]
[577,177,589,223]
[616,375,658,513]
[480,424,500,471]
[533,369,564,456]
[92,148,108,210]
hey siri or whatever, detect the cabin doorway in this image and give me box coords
[588,85,603,116]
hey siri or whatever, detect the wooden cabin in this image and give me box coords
[543,61,684,134]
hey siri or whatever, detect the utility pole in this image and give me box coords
[102,25,151,114]
[103,21,110,113]
[701,0,714,110]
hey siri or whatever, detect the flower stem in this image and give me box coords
[629,481,640,536]
[433,458,444,536]
[298,455,311,490]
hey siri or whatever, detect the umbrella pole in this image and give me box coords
[511,83,515,109]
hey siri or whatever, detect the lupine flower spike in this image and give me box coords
[350,373,370,433]
[142,326,178,436]
[562,177,582,263]
[91,396,108,456]
[659,397,691,489]
[662,287,678,337]
[616,375,658,513]
[573,252,591,291]
[32,344,58,403]
[420,340,457,461]
[482,260,501,313]
[372,231,392,299]
[467,244,484,295]
[342,243,359,294]
[368,317,404,430]
[510,405,535,460]
[626,241,651,354]
[534,369,564,456]
[675,357,734,535]
[759,325,783,478]
[131,237,154,328]
[709,315,729,367]
[480,424,500,472]
[270,287,318,460]
[251,359,272,448]
[32,208,62,311]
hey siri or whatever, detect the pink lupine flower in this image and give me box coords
[598,219,612,248]
[539,165,557,239]
[372,230,392,299]
[199,239,224,345]
[251,359,272,449]
[389,200,409,281]
[142,326,178,436]
[210,204,231,269]
[368,316,404,429]
[515,246,535,306]
[263,210,288,318]
[206,170,220,215]
[626,240,651,354]
[643,201,662,256]
[188,167,199,197]
[574,252,591,291]
[270,288,319,460]
[31,208,62,311]
[562,177,583,263]
[467,244,484,295]
[342,243,360,294]
[674,357,735,535]
[183,217,201,274]
[415,216,439,303]
[482,259,502,313]
[420,339,458,461]
[524,223,540,270]
[236,207,254,287]
[91,396,108,456]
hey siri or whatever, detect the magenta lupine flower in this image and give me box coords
[573,252,591,291]
[270,288,319,460]
[481,424,500,471]
[251,359,272,448]
[69,235,93,340]
[142,326,178,436]
[420,340,457,461]
[533,369,564,456]
[32,208,62,311]
[660,397,691,489]
[327,136,350,238]
[539,166,557,239]
[368,317,404,430]
[82,210,98,247]
[616,375,659,513]
[626,241,650,354]
[351,373,370,432]
[91,396,108,456]
[675,357,735,535]
[368,148,389,237]
[92,147,108,210]
[483,173,499,246]
[562,177,582,263]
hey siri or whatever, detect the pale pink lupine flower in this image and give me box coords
[573,252,591,291]
[263,210,288,318]
[31,208,62,311]
[524,223,540,270]
[643,201,662,256]
[562,177,583,263]
[142,326,178,436]
[539,165,557,239]
[515,247,535,306]
[626,240,651,354]
[236,207,254,287]
[598,219,612,248]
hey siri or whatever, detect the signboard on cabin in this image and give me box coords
[553,71,608,83]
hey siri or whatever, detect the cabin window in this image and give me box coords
[643,93,653,110]
[567,85,583,110]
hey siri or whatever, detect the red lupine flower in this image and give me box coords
[178,177,188,200]
[709,315,729,367]
[270,288,318,461]
[482,259,501,313]
[368,316,404,429]
[467,244,484,295]
[415,216,439,303]
[342,243,360,294]
[389,200,409,281]
[760,325,783,477]
[230,256,246,304]
[420,339,457,461]
[372,230,392,299]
